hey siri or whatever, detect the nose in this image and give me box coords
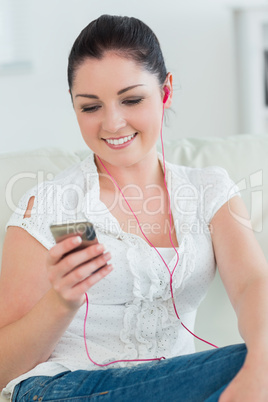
[101,106,126,134]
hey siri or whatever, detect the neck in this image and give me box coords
[95,148,164,191]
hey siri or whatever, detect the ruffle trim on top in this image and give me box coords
[119,232,197,359]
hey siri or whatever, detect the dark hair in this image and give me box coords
[67,14,167,91]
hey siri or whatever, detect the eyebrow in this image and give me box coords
[75,84,145,99]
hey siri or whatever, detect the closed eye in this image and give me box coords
[81,105,101,113]
[81,98,143,113]
[122,98,143,106]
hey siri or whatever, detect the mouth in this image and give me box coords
[103,133,137,146]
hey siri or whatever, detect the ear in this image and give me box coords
[163,72,173,108]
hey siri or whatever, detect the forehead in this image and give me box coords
[72,53,159,94]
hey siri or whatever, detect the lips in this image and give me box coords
[104,133,137,145]
[102,132,138,149]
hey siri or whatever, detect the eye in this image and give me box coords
[122,98,143,106]
[81,105,101,113]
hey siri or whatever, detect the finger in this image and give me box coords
[47,242,108,289]
[55,264,113,305]
[48,236,82,265]
[56,243,107,278]
[56,251,112,290]
[53,261,113,300]
[70,264,114,298]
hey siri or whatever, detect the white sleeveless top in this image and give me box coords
[2,152,240,399]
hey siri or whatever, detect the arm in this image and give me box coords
[211,196,268,401]
[0,226,112,390]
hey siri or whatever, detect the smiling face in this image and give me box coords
[71,53,172,171]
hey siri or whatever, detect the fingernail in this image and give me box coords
[73,236,82,245]
[104,252,111,260]
[96,244,105,251]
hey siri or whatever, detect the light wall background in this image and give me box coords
[0,0,267,154]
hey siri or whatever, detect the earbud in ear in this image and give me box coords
[163,86,171,104]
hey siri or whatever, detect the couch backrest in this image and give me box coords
[1,134,267,266]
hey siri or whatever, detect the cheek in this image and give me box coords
[76,114,98,136]
[133,101,163,129]
[144,104,164,133]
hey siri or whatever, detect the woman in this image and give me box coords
[1,14,268,402]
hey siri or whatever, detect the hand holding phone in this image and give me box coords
[47,221,113,309]
[50,221,109,270]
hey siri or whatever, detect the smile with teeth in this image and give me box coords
[104,133,137,145]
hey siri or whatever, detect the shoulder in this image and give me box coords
[48,155,91,185]
[165,161,240,223]
[5,155,96,247]
[167,160,226,178]
[166,160,234,189]
[22,154,94,202]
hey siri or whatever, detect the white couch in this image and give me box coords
[0,134,267,397]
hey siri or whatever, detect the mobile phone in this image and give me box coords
[50,221,107,272]
[50,221,98,249]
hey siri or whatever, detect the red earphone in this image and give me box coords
[163,86,171,104]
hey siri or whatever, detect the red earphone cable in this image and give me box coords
[83,100,218,367]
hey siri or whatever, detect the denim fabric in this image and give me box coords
[12,343,246,402]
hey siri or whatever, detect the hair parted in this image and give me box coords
[68,14,167,91]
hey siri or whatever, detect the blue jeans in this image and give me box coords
[12,343,246,402]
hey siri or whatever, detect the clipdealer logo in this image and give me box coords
[5,169,264,235]
[228,170,263,233]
